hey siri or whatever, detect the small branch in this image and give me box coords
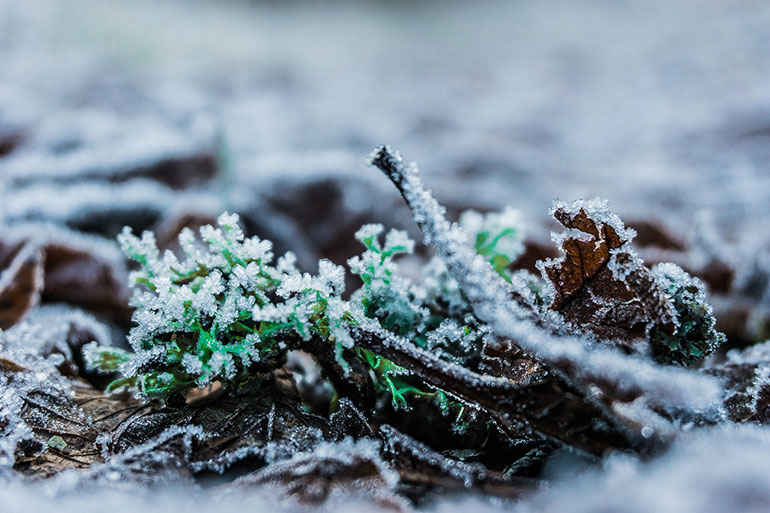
[350,323,633,456]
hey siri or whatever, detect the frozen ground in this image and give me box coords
[2,0,770,511]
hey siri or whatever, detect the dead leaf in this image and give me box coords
[541,201,677,350]
[231,437,410,511]
[0,241,44,329]
[42,242,131,321]
[707,343,770,424]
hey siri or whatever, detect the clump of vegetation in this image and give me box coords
[86,213,354,398]
[85,208,526,413]
[81,146,727,475]
[650,262,726,365]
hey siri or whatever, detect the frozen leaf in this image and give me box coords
[42,240,131,321]
[3,180,220,238]
[0,224,132,321]
[2,113,218,190]
[229,438,408,510]
[527,198,723,367]
[379,424,536,498]
[106,374,329,473]
[0,241,44,329]
[79,425,200,487]
[539,199,677,353]
[707,341,770,424]
[19,305,114,378]
[0,313,141,476]
[0,355,96,475]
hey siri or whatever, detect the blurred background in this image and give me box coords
[1,0,769,344]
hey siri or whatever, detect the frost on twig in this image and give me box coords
[369,145,723,448]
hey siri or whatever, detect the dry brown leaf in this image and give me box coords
[541,201,676,350]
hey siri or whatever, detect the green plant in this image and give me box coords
[84,207,526,415]
[649,262,726,365]
[85,213,354,398]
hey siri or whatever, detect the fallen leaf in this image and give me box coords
[0,241,44,329]
[540,199,677,351]
[42,242,131,321]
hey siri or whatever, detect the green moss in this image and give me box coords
[649,263,726,366]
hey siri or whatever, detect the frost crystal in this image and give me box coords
[0,374,33,469]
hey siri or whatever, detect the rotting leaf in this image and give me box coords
[0,241,44,330]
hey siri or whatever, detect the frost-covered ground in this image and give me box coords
[2,0,770,511]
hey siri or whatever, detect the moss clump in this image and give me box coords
[650,263,726,366]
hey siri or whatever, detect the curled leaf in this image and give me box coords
[540,200,724,365]
[540,199,678,352]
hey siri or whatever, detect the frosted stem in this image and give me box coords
[369,145,722,416]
